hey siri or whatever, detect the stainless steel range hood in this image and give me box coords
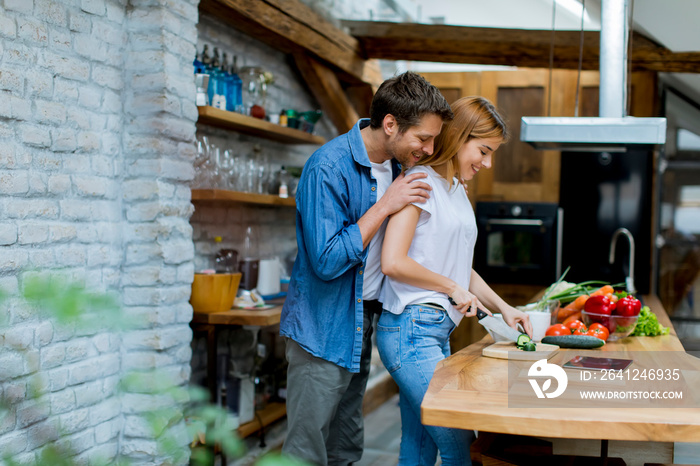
[520,0,666,151]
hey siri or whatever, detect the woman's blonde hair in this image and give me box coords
[417,96,509,187]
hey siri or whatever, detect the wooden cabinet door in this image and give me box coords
[477,68,584,203]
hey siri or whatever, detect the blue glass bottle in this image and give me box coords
[208,47,222,109]
[230,56,243,113]
[193,47,204,74]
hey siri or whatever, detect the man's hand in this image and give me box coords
[378,172,431,216]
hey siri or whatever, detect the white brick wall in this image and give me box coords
[0,0,197,463]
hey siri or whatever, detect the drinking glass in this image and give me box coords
[193,136,212,188]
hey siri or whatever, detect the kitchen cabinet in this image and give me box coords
[420,69,658,204]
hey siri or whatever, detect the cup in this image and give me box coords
[257,258,282,295]
[526,311,552,342]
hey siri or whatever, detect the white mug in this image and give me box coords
[257,258,282,295]
[526,311,552,342]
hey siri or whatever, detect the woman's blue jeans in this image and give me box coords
[377,305,473,466]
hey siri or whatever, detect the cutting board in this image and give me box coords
[482,341,559,361]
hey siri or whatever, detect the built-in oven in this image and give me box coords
[474,202,563,285]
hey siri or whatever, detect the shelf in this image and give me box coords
[191,304,283,327]
[197,106,325,145]
[237,401,287,438]
[191,189,295,207]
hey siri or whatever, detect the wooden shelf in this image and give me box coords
[191,189,295,207]
[197,106,325,145]
[237,401,287,438]
[192,304,283,327]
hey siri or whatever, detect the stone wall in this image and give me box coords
[0,0,198,464]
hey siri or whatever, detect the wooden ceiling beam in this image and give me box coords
[343,21,700,74]
[200,0,383,87]
[293,54,359,134]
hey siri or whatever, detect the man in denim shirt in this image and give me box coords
[281,72,453,465]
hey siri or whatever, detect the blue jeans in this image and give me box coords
[376,305,473,466]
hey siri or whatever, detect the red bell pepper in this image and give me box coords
[615,295,642,317]
[584,295,615,315]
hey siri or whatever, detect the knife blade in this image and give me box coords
[475,308,523,342]
[448,297,524,342]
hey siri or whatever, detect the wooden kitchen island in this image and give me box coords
[422,295,700,465]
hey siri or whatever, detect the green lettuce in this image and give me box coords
[630,306,670,337]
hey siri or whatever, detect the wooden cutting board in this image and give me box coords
[482,341,559,361]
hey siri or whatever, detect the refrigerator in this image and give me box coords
[559,148,653,294]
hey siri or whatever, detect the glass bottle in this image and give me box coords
[211,48,227,110]
[228,56,243,113]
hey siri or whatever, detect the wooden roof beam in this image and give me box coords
[343,21,700,74]
[199,0,383,87]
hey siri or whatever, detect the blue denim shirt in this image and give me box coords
[280,119,400,373]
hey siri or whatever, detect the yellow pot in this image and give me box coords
[190,273,241,313]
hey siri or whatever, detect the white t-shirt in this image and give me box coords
[379,165,477,325]
[362,159,394,300]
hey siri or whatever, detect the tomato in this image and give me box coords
[572,326,589,335]
[587,323,610,341]
[566,319,587,332]
[545,324,571,336]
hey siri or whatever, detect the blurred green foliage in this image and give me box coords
[0,276,309,466]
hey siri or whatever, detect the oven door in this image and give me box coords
[474,203,562,285]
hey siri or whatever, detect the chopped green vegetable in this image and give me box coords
[630,306,670,337]
[522,341,537,351]
[516,333,532,347]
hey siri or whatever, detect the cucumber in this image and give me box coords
[516,334,531,347]
[541,335,605,349]
[522,341,537,352]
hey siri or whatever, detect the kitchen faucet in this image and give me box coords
[609,228,636,294]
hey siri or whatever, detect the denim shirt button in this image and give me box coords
[359,270,363,275]
[371,186,376,191]
[356,327,361,332]
[357,298,362,303]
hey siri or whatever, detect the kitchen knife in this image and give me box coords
[448,297,524,342]
[475,308,524,342]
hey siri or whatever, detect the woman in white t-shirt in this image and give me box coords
[377,97,532,466]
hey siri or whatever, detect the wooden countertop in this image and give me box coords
[422,295,700,442]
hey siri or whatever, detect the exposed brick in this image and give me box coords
[0,223,18,245]
[48,25,72,51]
[49,388,76,415]
[59,407,89,434]
[40,343,66,370]
[19,123,52,148]
[0,13,17,38]
[18,223,50,245]
[0,67,24,94]
[5,199,60,219]
[0,431,28,457]
[17,16,49,45]
[25,419,60,450]
[35,0,68,27]
[15,399,50,429]
[50,128,78,152]
[3,324,35,350]
[40,50,90,82]
[34,99,67,125]
[0,170,28,194]
[4,0,34,14]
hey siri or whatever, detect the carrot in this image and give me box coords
[590,285,614,297]
[572,294,589,311]
[562,311,582,326]
[557,304,579,322]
